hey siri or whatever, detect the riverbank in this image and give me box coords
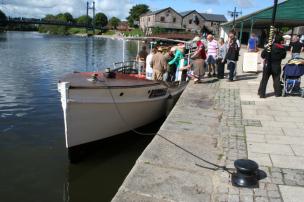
[113,50,304,202]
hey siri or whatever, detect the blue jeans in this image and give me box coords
[228,62,236,81]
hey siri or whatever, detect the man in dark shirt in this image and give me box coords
[258,35,287,98]
[290,36,303,59]
[225,31,240,81]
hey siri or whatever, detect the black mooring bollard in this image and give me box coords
[232,159,260,188]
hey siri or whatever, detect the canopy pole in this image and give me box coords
[250,18,254,35]
[239,21,244,45]
[291,27,294,37]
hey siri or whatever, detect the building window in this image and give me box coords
[160,17,165,22]
[148,17,150,22]
[173,18,176,23]
[189,19,192,24]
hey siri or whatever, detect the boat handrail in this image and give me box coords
[112,60,142,75]
[124,37,191,44]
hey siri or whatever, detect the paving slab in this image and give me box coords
[279,185,304,202]
[265,135,304,145]
[247,143,294,155]
[290,145,304,157]
[248,152,272,167]
[271,155,304,169]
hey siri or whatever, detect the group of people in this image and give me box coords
[136,30,303,98]
[138,30,241,83]
[143,43,192,82]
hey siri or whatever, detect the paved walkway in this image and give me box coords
[227,51,304,202]
[113,50,304,202]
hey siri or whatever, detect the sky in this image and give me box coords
[0,0,283,21]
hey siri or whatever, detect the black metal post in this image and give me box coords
[272,0,278,26]
[266,0,279,54]
[233,7,236,28]
[228,7,242,29]
[86,1,96,35]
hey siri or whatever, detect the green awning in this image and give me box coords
[222,0,304,28]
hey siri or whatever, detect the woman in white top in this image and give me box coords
[145,48,156,80]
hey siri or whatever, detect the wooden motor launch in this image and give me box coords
[58,37,191,153]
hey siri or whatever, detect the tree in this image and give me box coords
[0,9,7,28]
[77,15,92,25]
[39,13,70,35]
[0,9,6,21]
[95,12,108,28]
[109,17,120,29]
[56,13,67,22]
[127,4,149,27]
[63,12,74,23]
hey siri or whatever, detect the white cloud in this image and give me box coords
[0,0,133,19]
[191,0,220,4]
[204,8,213,14]
[235,0,253,8]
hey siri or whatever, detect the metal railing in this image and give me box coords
[112,61,143,75]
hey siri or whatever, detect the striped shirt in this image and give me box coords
[207,39,218,57]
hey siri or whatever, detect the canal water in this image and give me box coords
[0,32,157,202]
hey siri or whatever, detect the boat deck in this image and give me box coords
[59,72,160,89]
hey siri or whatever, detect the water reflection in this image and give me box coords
[64,132,155,202]
[0,31,153,202]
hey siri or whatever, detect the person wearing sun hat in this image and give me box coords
[150,46,167,81]
[188,36,207,83]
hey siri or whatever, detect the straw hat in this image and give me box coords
[193,36,201,42]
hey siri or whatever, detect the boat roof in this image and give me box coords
[124,37,191,44]
[59,72,161,89]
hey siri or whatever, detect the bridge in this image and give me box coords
[0,1,104,33]
[1,17,103,29]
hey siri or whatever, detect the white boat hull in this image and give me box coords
[58,82,169,148]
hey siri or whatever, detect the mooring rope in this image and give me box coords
[101,76,232,173]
